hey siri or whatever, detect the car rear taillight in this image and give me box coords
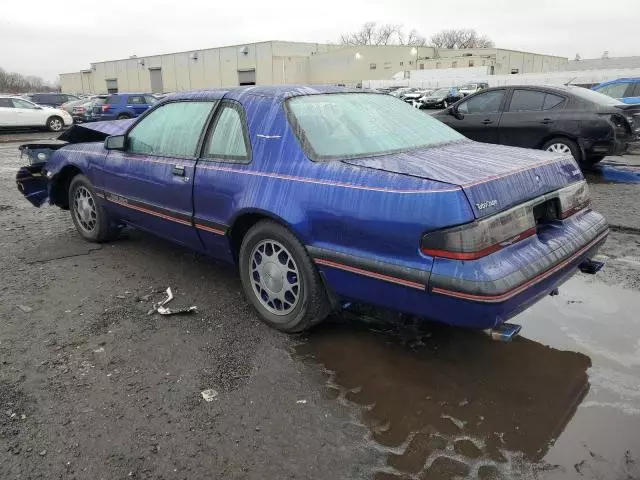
[557,180,590,219]
[421,206,537,260]
[421,181,591,260]
[102,104,110,112]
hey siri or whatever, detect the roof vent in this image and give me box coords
[239,46,249,55]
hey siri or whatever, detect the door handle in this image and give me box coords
[481,119,493,125]
[541,118,554,124]
[172,165,185,177]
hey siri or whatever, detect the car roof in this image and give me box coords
[595,77,640,86]
[167,85,361,102]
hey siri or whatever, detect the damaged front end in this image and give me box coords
[16,141,68,207]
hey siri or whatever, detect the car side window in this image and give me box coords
[0,98,14,108]
[632,83,640,97]
[543,93,565,110]
[144,95,157,105]
[597,83,628,99]
[128,96,145,104]
[458,90,505,114]
[508,90,546,112]
[203,103,251,162]
[12,99,38,109]
[128,101,214,157]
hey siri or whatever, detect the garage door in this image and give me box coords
[149,68,163,93]
[106,78,118,94]
[238,69,256,86]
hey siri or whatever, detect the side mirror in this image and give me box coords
[448,106,464,120]
[104,135,125,150]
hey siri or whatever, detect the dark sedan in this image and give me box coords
[435,85,640,166]
[417,87,463,109]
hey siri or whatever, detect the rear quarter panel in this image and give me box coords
[194,93,474,270]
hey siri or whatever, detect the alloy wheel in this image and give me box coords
[49,118,63,131]
[73,186,97,233]
[250,239,300,317]
[546,143,572,156]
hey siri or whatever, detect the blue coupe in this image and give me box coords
[16,86,608,333]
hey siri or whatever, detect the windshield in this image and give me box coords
[287,93,464,161]
[570,86,623,106]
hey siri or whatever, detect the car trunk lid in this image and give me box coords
[342,140,583,219]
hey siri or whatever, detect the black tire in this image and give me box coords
[46,116,64,132]
[583,155,605,167]
[116,114,131,120]
[238,220,331,333]
[68,174,120,242]
[542,137,582,163]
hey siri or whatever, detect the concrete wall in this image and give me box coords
[58,41,569,93]
[309,45,435,85]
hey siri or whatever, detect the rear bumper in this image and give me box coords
[310,209,608,329]
[580,136,631,157]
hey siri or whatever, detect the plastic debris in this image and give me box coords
[296,400,307,404]
[147,287,196,315]
[17,305,33,313]
[201,389,218,402]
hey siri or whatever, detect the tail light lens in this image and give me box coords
[421,181,590,260]
[558,180,590,219]
[102,104,110,112]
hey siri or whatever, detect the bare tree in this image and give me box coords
[0,67,56,93]
[340,22,425,46]
[399,29,428,47]
[430,29,494,49]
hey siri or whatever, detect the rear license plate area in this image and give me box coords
[533,198,559,226]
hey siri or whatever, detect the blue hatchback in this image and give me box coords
[592,78,640,104]
[92,93,157,121]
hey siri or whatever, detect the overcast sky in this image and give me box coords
[1,0,638,82]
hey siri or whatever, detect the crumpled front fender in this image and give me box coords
[16,164,50,208]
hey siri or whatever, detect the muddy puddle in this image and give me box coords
[584,161,640,185]
[296,275,640,479]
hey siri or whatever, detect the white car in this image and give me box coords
[0,95,73,132]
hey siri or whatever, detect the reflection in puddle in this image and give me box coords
[296,314,591,479]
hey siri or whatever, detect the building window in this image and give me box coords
[469,60,474,67]
[511,68,519,74]
[384,62,392,69]
[400,61,404,66]
[369,63,377,70]
[419,63,425,70]
[452,61,458,68]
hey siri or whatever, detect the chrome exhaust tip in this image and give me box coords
[484,322,522,342]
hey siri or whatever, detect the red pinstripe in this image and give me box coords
[314,258,426,290]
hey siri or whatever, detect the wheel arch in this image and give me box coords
[228,208,302,263]
[539,134,584,161]
[50,164,83,209]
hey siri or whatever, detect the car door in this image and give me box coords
[498,89,566,149]
[623,83,640,105]
[0,98,16,126]
[11,98,46,127]
[446,89,506,144]
[193,100,252,261]
[98,100,216,251]
[126,95,150,116]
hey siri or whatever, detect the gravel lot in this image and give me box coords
[1,135,640,480]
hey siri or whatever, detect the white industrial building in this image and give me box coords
[59,40,568,94]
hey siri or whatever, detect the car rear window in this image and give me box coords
[571,87,623,106]
[105,96,121,105]
[287,93,464,161]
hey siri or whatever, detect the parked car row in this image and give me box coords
[0,92,158,130]
[435,84,639,166]
[382,83,489,109]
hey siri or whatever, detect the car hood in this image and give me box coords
[342,140,583,219]
[58,118,136,143]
